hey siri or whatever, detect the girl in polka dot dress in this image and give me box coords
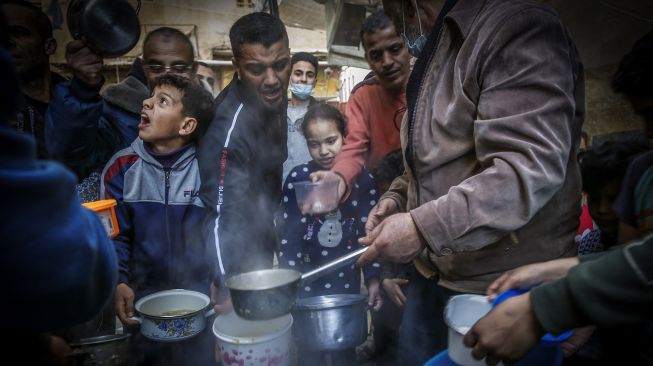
[277,103,382,304]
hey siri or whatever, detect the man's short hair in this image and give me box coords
[360,10,393,50]
[291,52,318,73]
[613,29,653,96]
[153,73,214,141]
[143,27,195,59]
[2,0,53,40]
[229,12,288,59]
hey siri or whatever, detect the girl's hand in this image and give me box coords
[366,279,383,311]
[382,277,409,307]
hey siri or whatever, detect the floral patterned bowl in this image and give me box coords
[129,289,215,342]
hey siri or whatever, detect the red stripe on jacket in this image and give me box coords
[103,154,139,199]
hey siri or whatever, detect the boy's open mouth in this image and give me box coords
[139,113,151,128]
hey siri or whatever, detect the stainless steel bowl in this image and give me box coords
[292,294,367,351]
[225,269,301,320]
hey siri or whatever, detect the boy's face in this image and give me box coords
[290,61,317,87]
[139,84,193,152]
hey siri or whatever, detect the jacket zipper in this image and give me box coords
[164,168,173,286]
[408,29,445,205]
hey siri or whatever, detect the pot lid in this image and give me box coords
[294,294,366,310]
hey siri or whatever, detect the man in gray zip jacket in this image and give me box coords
[357,0,584,363]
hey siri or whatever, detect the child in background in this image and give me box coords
[277,103,382,366]
[101,74,216,366]
[576,140,650,254]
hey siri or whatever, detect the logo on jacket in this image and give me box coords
[184,189,199,198]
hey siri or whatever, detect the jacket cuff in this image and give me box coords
[118,272,130,286]
[410,202,453,256]
[530,279,585,335]
[578,251,604,263]
[332,163,359,198]
[71,77,103,102]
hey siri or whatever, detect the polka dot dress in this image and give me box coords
[277,161,380,298]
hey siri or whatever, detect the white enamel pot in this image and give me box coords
[128,289,215,342]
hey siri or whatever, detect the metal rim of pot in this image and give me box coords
[69,333,130,347]
[133,289,213,320]
[294,294,366,310]
[212,313,294,345]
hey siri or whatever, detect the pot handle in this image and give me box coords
[300,246,368,284]
[205,308,216,318]
[127,316,142,324]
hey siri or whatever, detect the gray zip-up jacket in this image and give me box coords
[383,0,584,293]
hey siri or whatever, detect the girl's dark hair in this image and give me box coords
[153,74,215,141]
[301,103,347,138]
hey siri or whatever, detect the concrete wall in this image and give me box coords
[544,0,653,141]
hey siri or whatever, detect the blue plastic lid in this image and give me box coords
[493,289,574,346]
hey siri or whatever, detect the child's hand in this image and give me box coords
[366,279,383,311]
[382,278,409,307]
[210,281,234,315]
[364,198,399,235]
[115,283,138,325]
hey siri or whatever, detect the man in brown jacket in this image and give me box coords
[357,0,584,364]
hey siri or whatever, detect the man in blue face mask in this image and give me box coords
[283,52,319,182]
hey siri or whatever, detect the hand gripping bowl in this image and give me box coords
[443,291,572,366]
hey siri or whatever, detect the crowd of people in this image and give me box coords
[2,0,652,365]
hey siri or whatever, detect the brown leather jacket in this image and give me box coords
[383,0,584,293]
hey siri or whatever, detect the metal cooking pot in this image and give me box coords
[292,294,368,351]
[225,247,368,320]
[128,289,215,342]
[67,0,141,58]
[69,333,130,366]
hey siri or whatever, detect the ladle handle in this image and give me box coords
[300,246,369,284]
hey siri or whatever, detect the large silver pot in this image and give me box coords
[226,247,367,320]
[69,333,130,366]
[292,294,368,351]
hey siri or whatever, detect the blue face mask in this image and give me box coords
[402,0,427,58]
[290,82,314,100]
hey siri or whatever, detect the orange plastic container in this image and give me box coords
[82,199,120,238]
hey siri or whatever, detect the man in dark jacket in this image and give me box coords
[2,0,64,159]
[197,12,290,312]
